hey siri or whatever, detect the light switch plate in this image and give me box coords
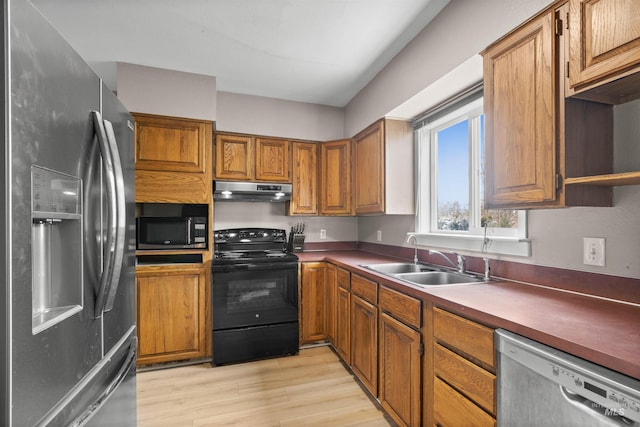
[583,237,605,267]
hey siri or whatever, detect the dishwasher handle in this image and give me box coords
[560,385,637,426]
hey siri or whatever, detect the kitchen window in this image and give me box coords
[413,88,530,256]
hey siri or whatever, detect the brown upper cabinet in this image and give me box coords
[482,1,627,209]
[483,8,557,208]
[134,113,208,173]
[255,137,290,181]
[568,0,640,98]
[215,132,291,182]
[133,113,213,203]
[320,139,353,216]
[353,118,414,215]
[288,141,318,215]
[214,133,254,180]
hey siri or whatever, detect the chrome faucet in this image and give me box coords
[428,249,465,274]
[483,257,491,281]
[406,234,418,264]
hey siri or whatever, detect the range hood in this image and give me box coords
[213,181,292,202]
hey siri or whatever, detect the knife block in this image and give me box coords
[291,233,305,253]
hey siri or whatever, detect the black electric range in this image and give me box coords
[211,228,299,365]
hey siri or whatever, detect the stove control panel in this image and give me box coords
[214,228,287,243]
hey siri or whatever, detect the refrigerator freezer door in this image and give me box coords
[36,329,137,427]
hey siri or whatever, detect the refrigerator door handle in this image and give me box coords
[91,111,118,318]
[102,119,126,312]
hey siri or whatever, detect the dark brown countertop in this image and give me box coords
[296,250,640,379]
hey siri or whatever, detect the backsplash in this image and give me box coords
[212,201,358,242]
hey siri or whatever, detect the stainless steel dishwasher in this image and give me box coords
[496,329,640,426]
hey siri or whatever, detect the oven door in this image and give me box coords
[212,261,298,330]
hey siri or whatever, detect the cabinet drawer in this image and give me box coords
[379,286,421,330]
[337,266,351,290]
[433,308,495,370]
[434,377,495,427]
[434,344,495,415]
[351,274,377,305]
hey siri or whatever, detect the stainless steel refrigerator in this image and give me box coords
[1,0,137,425]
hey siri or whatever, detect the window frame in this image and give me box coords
[413,94,530,257]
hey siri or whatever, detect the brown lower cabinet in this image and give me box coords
[300,262,328,344]
[136,264,208,365]
[325,269,424,427]
[379,285,422,427]
[302,263,501,427]
[335,267,351,363]
[350,274,379,396]
[433,377,496,427]
[432,307,496,427]
[325,263,337,344]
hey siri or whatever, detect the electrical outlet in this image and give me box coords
[320,229,326,240]
[583,237,605,267]
[376,230,382,242]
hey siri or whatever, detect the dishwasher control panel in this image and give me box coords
[497,329,640,424]
[548,361,640,420]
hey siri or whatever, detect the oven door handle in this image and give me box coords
[213,261,299,272]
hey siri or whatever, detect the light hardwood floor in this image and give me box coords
[137,346,393,427]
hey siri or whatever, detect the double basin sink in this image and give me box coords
[361,262,485,287]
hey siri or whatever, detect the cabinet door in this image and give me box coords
[335,285,351,364]
[136,265,207,365]
[483,9,557,208]
[255,137,290,182]
[320,139,352,215]
[325,263,337,344]
[569,0,640,89]
[300,262,327,344]
[379,313,421,427]
[215,133,254,180]
[353,120,385,214]
[134,114,207,173]
[351,294,378,396]
[134,114,213,203]
[289,142,318,215]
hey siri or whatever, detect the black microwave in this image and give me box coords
[136,216,208,250]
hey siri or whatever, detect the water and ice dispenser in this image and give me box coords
[31,166,83,334]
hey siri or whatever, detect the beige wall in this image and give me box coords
[524,100,640,279]
[344,0,552,136]
[212,201,358,243]
[216,91,345,141]
[116,63,216,120]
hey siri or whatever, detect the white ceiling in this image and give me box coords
[30,0,450,107]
